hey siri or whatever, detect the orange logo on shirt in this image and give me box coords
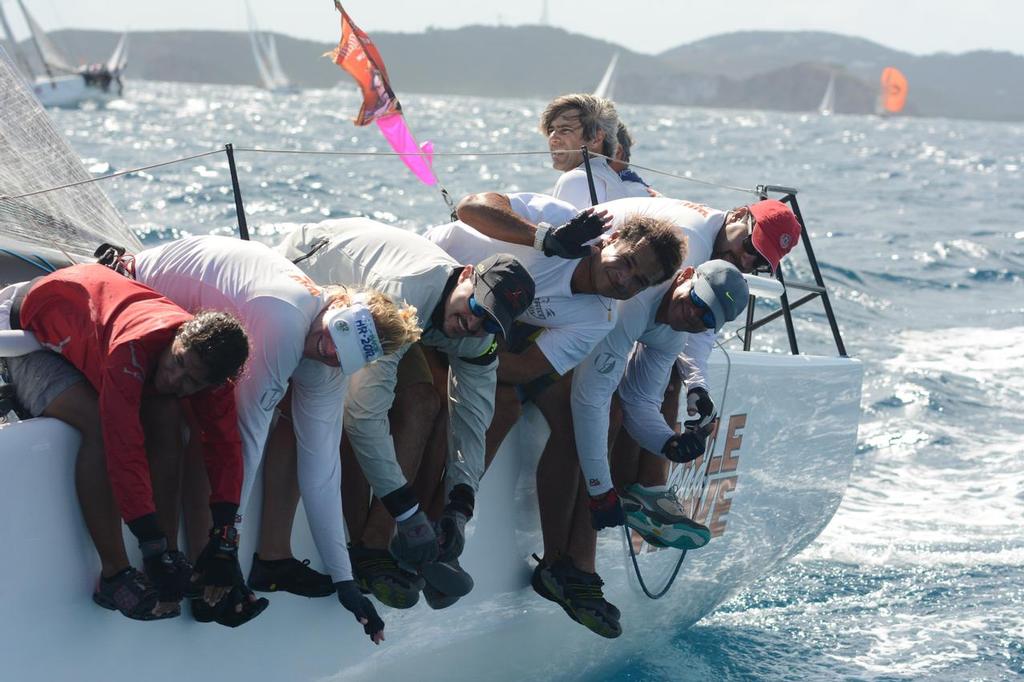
[289,274,321,297]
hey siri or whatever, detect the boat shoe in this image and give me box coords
[349,544,424,609]
[531,556,621,639]
[93,566,175,621]
[247,553,334,597]
[620,484,711,550]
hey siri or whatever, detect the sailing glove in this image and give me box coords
[140,537,193,603]
[684,387,716,431]
[662,430,708,463]
[196,525,242,588]
[437,484,474,562]
[336,580,385,643]
[542,210,608,258]
[589,489,626,530]
[389,509,439,567]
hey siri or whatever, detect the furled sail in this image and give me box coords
[0,47,141,261]
[878,66,908,114]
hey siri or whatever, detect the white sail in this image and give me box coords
[0,1,34,78]
[104,32,128,74]
[246,1,292,92]
[593,51,618,99]
[818,71,836,116]
[16,0,76,75]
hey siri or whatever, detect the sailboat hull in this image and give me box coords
[0,345,862,680]
[32,74,118,108]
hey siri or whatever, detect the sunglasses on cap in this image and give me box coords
[741,213,771,272]
[689,288,717,330]
[468,294,502,335]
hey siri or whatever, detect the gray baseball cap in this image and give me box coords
[692,259,749,332]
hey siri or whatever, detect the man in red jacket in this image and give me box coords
[0,264,250,621]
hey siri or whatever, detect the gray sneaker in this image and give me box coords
[620,484,711,550]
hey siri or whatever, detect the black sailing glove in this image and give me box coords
[140,537,192,603]
[336,580,385,643]
[542,211,607,258]
[662,430,708,464]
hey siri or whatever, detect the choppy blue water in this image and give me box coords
[52,81,1024,680]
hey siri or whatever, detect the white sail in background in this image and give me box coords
[246,2,293,92]
[593,52,618,99]
[818,71,836,116]
[16,0,75,74]
[105,32,128,73]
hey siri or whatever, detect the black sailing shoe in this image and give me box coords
[532,555,622,639]
[247,553,334,598]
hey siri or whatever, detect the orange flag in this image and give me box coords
[327,1,402,126]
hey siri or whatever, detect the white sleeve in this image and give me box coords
[535,320,614,376]
[289,360,351,583]
[233,299,306,520]
[618,338,685,456]
[570,318,638,496]
[551,169,608,210]
[676,330,714,391]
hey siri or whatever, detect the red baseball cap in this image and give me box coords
[748,200,801,273]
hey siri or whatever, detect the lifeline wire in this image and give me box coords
[623,338,733,600]
[1,145,759,205]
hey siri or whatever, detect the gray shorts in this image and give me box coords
[5,349,87,417]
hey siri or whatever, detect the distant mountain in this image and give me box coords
[4,27,1022,121]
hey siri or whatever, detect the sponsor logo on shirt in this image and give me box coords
[526,297,556,320]
[593,352,617,375]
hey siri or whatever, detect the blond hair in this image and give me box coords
[323,285,421,353]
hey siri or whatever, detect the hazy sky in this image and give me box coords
[9,0,1023,57]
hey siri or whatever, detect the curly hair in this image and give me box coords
[616,214,687,286]
[322,285,421,353]
[539,94,620,159]
[175,310,249,385]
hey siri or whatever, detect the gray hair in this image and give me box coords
[539,93,619,159]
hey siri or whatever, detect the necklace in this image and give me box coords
[585,256,613,321]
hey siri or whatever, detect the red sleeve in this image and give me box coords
[187,382,243,509]
[99,342,156,524]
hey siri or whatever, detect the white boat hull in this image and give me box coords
[0,347,861,681]
[32,75,118,108]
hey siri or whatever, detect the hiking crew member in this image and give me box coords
[541,93,647,208]
[135,235,418,642]
[0,264,248,622]
[276,219,535,610]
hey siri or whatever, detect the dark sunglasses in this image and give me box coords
[741,214,771,271]
[689,289,717,330]
[468,294,502,335]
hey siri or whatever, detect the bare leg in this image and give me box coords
[411,348,453,520]
[360,381,440,549]
[341,432,370,542]
[141,395,183,551]
[256,415,302,560]
[532,376,577,562]
[45,382,127,578]
[180,422,212,562]
[484,384,522,470]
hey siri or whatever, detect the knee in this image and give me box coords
[393,382,441,423]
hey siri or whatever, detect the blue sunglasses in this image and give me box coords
[689,289,717,330]
[468,294,502,335]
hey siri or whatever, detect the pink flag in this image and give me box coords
[375,114,437,186]
[328,2,437,185]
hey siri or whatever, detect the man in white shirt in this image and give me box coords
[450,195,801,637]
[274,220,535,610]
[540,94,649,209]
[134,235,419,641]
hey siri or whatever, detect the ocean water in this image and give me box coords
[51,81,1024,680]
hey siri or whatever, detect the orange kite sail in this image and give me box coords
[879,67,908,114]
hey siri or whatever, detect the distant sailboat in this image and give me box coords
[246,1,295,93]
[817,71,836,116]
[0,0,126,107]
[592,52,618,99]
[876,66,908,116]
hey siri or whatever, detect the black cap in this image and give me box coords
[471,254,535,339]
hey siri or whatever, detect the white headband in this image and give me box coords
[324,299,384,375]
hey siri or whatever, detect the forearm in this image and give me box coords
[456,193,537,246]
[495,348,556,385]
